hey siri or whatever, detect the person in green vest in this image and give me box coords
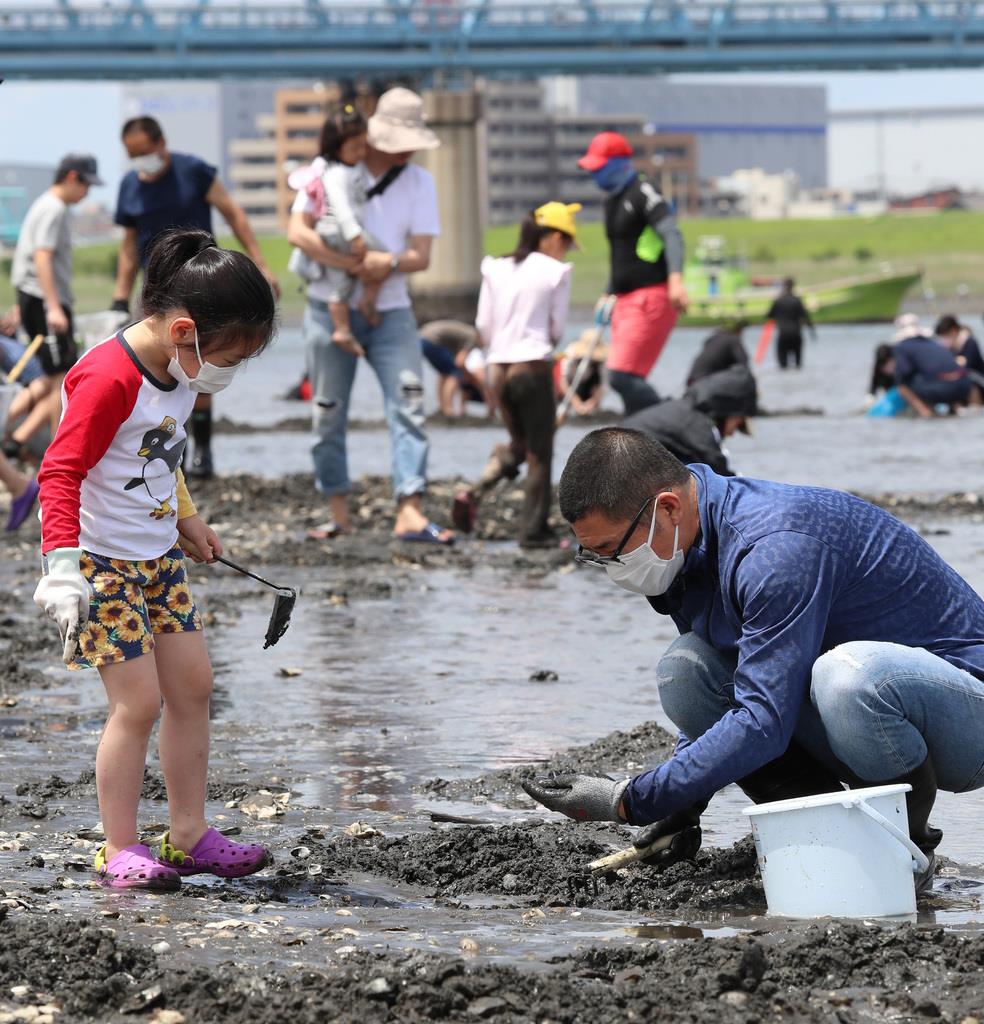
[578,131,689,414]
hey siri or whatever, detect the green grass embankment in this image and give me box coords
[1,211,981,318]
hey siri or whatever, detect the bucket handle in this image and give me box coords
[852,796,930,874]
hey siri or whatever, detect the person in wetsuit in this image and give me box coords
[622,363,757,477]
[767,278,815,370]
[577,132,688,415]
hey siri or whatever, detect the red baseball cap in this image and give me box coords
[577,131,634,171]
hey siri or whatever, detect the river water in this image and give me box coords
[219,321,979,495]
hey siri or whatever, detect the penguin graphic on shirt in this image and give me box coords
[123,416,186,520]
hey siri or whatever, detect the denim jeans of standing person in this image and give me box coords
[909,373,971,408]
[306,301,428,498]
[657,631,984,794]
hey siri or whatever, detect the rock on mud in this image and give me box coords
[417,719,677,804]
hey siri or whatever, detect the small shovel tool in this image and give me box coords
[213,555,296,648]
[588,830,676,876]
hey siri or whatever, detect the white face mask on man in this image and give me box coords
[168,330,239,395]
[130,153,166,177]
[604,498,685,596]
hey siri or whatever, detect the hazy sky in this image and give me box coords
[2,68,983,204]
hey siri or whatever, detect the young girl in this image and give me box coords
[453,202,577,547]
[287,104,382,352]
[33,228,277,890]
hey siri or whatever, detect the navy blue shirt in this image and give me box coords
[893,334,962,385]
[624,465,984,824]
[114,152,217,266]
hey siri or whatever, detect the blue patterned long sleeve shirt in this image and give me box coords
[623,465,984,824]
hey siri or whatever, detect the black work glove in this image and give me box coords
[110,299,130,314]
[632,802,707,867]
[522,773,629,822]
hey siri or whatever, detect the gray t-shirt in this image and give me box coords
[11,191,74,305]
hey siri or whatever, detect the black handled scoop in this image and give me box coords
[213,555,297,648]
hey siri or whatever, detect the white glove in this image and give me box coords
[33,547,92,665]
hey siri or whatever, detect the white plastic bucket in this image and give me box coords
[743,784,929,918]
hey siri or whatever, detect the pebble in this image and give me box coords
[365,977,392,998]
[468,996,507,1018]
[720,991,749,1008]
[149,1012,187,1024]
[151,941,171,954]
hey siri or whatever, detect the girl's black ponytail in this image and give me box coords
[141,228,276,356]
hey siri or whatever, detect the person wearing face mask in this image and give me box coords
[111,116,280,480]
[523,428,984,894]
[33,228,277,892]
[577,132,688,415]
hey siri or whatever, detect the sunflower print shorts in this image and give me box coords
[69,546,203,670]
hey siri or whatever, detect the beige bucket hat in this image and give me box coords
[368,88,441,154]
[564,329,609,362]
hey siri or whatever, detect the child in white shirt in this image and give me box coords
[288,106,383,350]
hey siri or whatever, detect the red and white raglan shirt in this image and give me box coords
[38,332,197,561]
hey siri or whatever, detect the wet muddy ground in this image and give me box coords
[4,320,984,1021]
[4,473,984,1022]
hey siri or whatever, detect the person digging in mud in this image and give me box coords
[524,427,984,894]
[32,228,276,891]
[451,202,577,547]
[621,363,758,477]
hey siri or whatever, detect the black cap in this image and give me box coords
[55,153,104,186]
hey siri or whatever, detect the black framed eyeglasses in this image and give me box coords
[575,492,665,567]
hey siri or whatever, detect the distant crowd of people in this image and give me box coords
[5,88,969,558]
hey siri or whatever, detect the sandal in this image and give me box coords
[306,520,349,541]
[157,828,272,879]
[393,522,454,546]
[94,843,181,891]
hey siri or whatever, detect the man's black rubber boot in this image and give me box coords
[188,408,214,480]
[737,740,845,805]
[877,757,943,896]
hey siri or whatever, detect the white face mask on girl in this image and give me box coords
[130,153,166,177]
[604,499,685,596]
[168,330,240,395]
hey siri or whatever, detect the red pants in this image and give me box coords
[608,284,678,377]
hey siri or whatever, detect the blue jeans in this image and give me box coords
[608,369,660,415]
[305,302,428,499]
[657,632,984,793]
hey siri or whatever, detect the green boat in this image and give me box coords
[681,236,922,327]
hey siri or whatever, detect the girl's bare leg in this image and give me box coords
[97,655,163,859]
[0,453,28,496]
[155,629,213,852]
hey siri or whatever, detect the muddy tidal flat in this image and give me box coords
[3,463,984,1023]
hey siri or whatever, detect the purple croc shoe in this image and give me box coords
[157,828,272,878]
[6,478,39,532]
[95,844,181,891]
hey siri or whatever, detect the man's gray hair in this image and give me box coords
[559,428,690,524]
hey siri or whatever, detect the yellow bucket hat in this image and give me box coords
[534,201,582,241]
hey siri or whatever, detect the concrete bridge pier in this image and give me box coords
[412,90,483,326]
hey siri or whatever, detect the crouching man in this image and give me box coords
[524,428,984,892]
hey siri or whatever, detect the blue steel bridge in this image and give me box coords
[1,1,984,79]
